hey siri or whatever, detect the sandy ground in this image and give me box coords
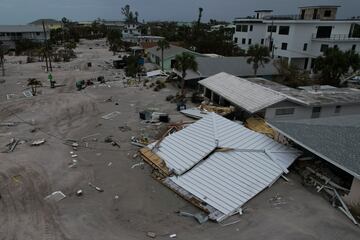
[0,39,359,240]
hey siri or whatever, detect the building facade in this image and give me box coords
[0,25,49,49]
[233,6,360,71]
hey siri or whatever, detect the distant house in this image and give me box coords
[175,56,279,85]
[267,115,360,205]
[199,72,360,120]
[29,19,62,29]
[0,25,49,49]
[147,45,205,71]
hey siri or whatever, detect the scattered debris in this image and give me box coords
[81,133,100,142]
[104,136,120,148]
[88,182,104,192]
[131,136,149,147]
[301,166,357,225]
[169,234,177,238]
[4,138,20,152]
[44,191,66,202]
[68,162,77,168]
[269,194,287,207]
[147,232,156,238]
[101,111,121,120]
[71,154,78,158]
[31,139,46,146]
[131,162,144,169]
[108,162,112,167]
[76,190,83,196]
[219,219,241,227]
[23,90,34,98]
[177,211,209,224]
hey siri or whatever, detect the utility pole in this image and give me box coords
[42,21,52,72]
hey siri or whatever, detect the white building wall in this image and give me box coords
[233,20,360,70]
[265,102,360,120]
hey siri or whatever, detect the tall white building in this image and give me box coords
[233,6,360,71]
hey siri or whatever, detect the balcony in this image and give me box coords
[312,34,360,41]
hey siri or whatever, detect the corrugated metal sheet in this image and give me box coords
[199,72,286,113]
[150,115,218,175]
[149,113,300,221]
[151,113,298,175]
[169,150,286,218]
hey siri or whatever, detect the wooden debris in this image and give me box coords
[139,147,170,176]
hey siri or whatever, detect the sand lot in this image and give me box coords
[0,39,359,240]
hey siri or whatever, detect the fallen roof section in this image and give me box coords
[144,113,301,222]
[199,72,287,113]
[268,115,360,179]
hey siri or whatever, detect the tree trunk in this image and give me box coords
[161,48,164,72]
[0,58,4,77]
[253,62,259,77]
[181,72,186,96]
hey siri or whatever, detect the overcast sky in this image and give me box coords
[0,0,359,24]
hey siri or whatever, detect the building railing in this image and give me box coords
[264,15,302,20]
[311,33,360,40]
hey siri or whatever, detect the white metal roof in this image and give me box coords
[149,113,300,221]
[169,150,291,219]
[199,72,287,113]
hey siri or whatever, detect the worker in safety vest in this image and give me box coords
[48,73,55,88]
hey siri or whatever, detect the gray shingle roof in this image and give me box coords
[268,115,360,179]
[29,19,60,25]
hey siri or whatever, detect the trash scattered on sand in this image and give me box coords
[101,111,121,120]
[131,162,144,169]
[147,232,156,238]
[177,211,209,224]
[44,191,66,202]
[88,182,104,192]
[76,190,83,196]
[31,139,46,146]
[4,138,20,153]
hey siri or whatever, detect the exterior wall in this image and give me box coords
[344,178,360,205]
[300,7,338,20]
[233,20,360,70]
[0,30,48,49]
[265,101,360,120]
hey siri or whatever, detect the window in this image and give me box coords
[250,25,253,31]
[352,44,357,51]
[261,39,264,45]
[279,26,290,35]
[303,43,308,51]
[320,44,329,52]
[234,37,238,43]
[242,38,246,44]
[275,108,295,116]
[311,107,321,118]
[316,26,332,38]
[334,45,338,49]
[324,10,332,17]
[248,38,252,45]
[236,25,248,32]
[267,25,277,32]
[335,105,342,114]
[281,42,288,50]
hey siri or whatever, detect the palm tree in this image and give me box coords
[157,39,170,72]
[174,52,198,96]
[197,8,204,27]
[27,78,42,96]
[247,44,270,77]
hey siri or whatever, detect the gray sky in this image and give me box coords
[0,0,359,24]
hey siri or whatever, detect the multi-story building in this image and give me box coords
[233,6,360,71]
[0,25,49,49]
